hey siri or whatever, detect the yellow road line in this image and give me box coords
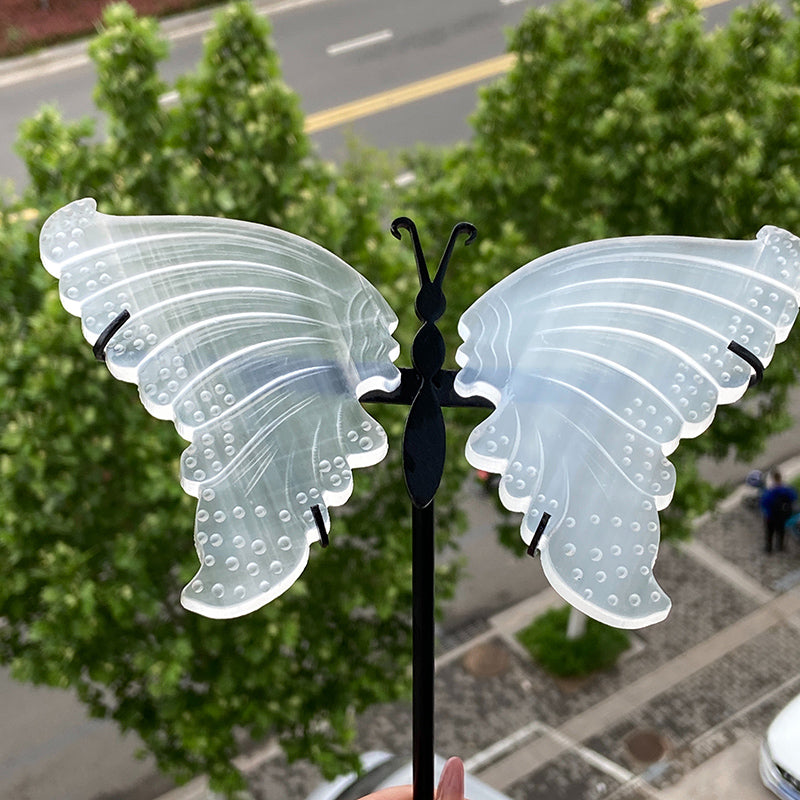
[3,207,39,224]
[304,0,733,135]
[304,53,515,133]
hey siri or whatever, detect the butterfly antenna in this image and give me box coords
[433,222,477,289]
[727,341,765,387]
[391,216,429,288]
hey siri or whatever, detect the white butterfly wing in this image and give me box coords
[456,227,800,628]
[40,198,401,618]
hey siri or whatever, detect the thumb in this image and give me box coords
[435,757,465,800]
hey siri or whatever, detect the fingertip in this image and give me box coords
[436,756,465,800]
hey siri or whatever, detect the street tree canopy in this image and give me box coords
[2,0,800,794]
[1,4,467,794]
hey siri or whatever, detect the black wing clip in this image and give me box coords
[93,309,130,362]
[727,340,765,387]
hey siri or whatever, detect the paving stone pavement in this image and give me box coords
[237,488,800,800]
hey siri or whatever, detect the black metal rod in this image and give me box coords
[412,500,436,800]
[376,218,479,799]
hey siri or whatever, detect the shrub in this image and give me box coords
[517,606,630,677]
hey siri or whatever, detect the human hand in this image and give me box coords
[357,757,466,800]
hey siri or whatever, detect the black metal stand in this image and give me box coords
[363,217,489,800]
[412,501,435,800]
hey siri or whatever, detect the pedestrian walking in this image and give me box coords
[760,469,798,553]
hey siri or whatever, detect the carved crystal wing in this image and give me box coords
[40,199,401,618]
[456,227,800,628]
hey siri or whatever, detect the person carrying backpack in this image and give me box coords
[760,470,798,553]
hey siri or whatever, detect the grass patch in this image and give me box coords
[516,606,630,678]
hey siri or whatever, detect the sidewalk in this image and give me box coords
[450,467,800,799]
[446,474,800,798]
[0,0,293,90]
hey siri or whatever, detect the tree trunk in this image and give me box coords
[566,607,588,640]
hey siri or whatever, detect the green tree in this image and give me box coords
[166,3,314,223]
[1,4,466,795]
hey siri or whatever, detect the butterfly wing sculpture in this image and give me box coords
[39,199,800,628]
[39,198,401,618]
[455,227,800,627]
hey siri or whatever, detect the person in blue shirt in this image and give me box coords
[760,470,798,553]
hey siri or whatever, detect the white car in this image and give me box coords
[305,752,512,800]
[760,691,800,800]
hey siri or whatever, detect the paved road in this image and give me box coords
[660,736,772,799]
[0,0,751,188]
[0,668,172,800]
[0,0,539,189]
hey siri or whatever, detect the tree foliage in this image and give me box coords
[516,605,630,678]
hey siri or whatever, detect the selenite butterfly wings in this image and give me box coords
[39,198,800,627]
[455,228,800,627]
[40,198,401,618]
